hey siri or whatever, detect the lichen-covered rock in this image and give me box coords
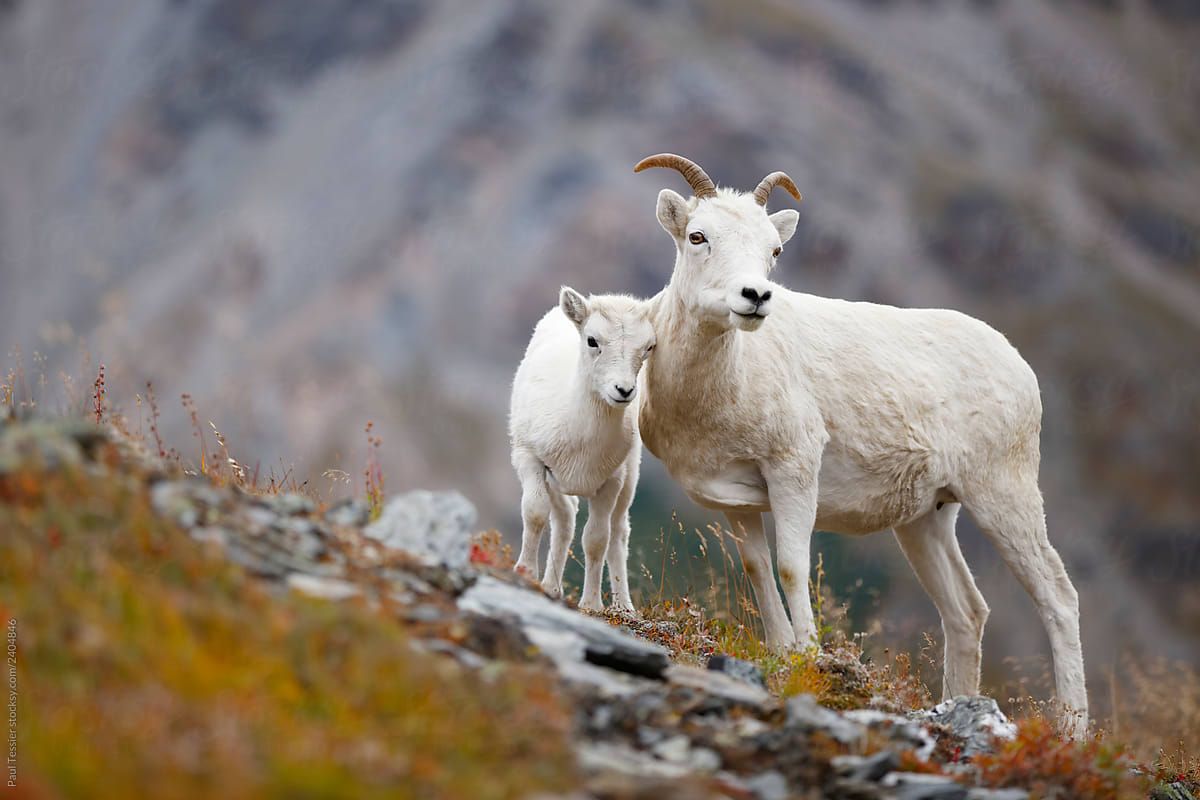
[0,419,104,474]
[457,576,670,681]
[707,653,767,689]
[324,498,371,528]
[364,490,477,567]
[262,492,316,516]
[845,708,937,760]
[1152,783,1200,800]
[785,693,866,745]
[743,770,789,800]
[665,664,771,709]
[911,696,1016,758]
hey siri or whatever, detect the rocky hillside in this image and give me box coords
[1,0,1198,691]
[4,414,1197,799]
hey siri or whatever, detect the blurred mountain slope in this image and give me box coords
[1,0,1198,678]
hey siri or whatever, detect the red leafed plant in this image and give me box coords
[969,716,1145,799]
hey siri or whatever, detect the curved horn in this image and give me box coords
[633,153,717,199]
[753,172,803,206]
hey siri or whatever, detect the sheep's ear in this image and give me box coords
[559,286,589,327]
[769,209,799,245]
[656,189,689,239]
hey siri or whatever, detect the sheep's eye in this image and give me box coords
[772,246,782,258]
[688,231,707,245]
[586,336,599,349]
[646,343,656,353]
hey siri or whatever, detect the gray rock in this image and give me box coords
[286,573,360,600]
[275,516,327,561]
[707,654,766,689]
[650,734,691,763]
[411,638,488,670]
[577,741,692,780]
[264,492,316,516]
[151,479,225,528]
[646,736,719,773]
[785,694,865,745]
[966,789,1029,800]
[881,772,968,800]
[689,747,722,773]
[911,696,1016,758]
[188,526,229,547]
[846,708,938,761]
[1151,783,1199,800]
[364,490,477,567]
[665,664,772,709]
[400,604,446,624]
[833,750,899,782]
[744,770,789,800]
[0,419,101,474]
[241,504,280,531]
[458,576,670,680]
[324,498,371,528]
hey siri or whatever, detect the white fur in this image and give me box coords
[638,185,1088,736]
[509,288,656,613]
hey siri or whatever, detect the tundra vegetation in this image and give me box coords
[1,357,1198,799]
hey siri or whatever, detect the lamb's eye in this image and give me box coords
[772,246,782,258]
[688,231,707,245]
[586,336,599,349]
[646,343,656,353]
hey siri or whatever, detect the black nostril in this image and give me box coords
[759,290,772,303]
[615,385,634,398]
[741,287,761,304]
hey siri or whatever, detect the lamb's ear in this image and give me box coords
[769,209,799,245]
[559,286,589,327]
[656,189,689,239]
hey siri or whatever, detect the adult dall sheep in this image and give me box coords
[633,153,1087,735]
[509,287,656,613]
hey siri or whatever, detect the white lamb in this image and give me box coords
[509,287,656,613]
[632,154,1088,736]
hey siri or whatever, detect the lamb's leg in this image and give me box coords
[725,511,795,651]
[965,479,1088,737]
[513,451,550,578]
[893,504,989,699]
[541,490,579,600]
[762,463,820,647]
[580,477,621,613]
[605,451,639,614]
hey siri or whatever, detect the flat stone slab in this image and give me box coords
[457,576,670,680]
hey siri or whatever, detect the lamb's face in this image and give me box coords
[560,288,656,407]
[657,190,798,332]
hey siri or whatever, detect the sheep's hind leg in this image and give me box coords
[580,478,621,613]
[541,490,579,600]
[513,452,550,578]
[605,451,640,615]
[893,504,989,699]
[762,463,820,647]
[725,511,795,651]
[965,479,1088,737]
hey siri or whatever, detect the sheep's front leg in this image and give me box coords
[605,451,640,615]
[763,461,820,647]
[541,490,579,600]
[580,477,621,613]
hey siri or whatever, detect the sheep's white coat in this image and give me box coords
[509,289,655,613]
[637,186,1088,735]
